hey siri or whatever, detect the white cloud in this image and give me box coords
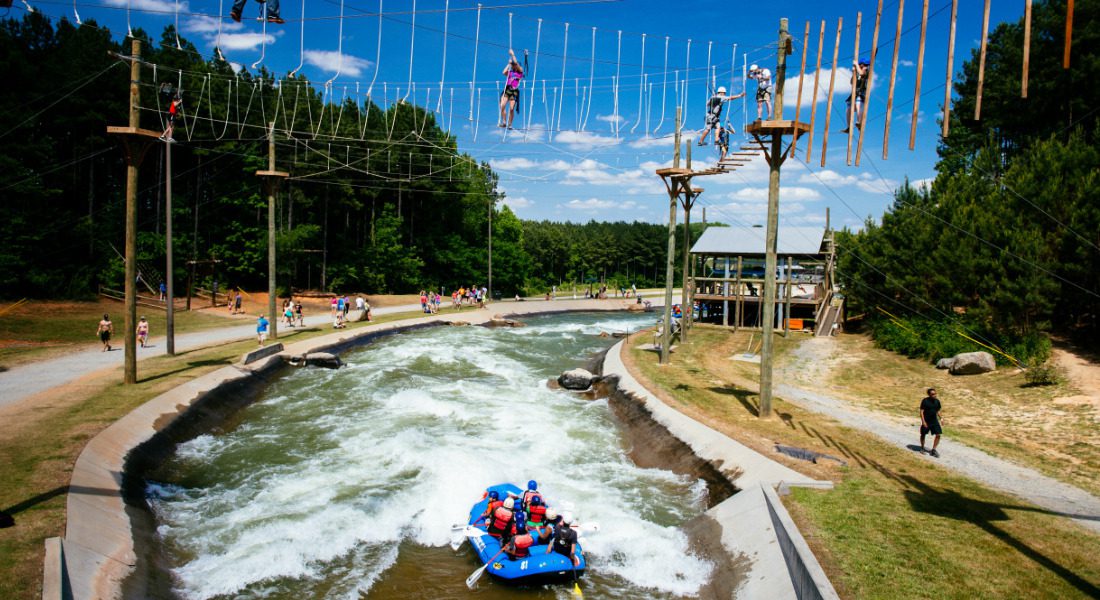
[564,197,639,212]
[552,130,620,150]
[726,186,821,202]
[503,196,533,209]
[103,0,180,11]
[780,67,873,107]
[900,59,915,67]
[185,14,236,35]
[596,113,625,124]
[797,169,897,195]
[490,157,539,171]
[215,31,278,51]
[303,50,374,78]
[628,134,678,149]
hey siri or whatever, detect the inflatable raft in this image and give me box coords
[465,483,586,585]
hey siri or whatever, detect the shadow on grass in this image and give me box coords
[708,386,759,417]
[139,358,234,384]
[2,485,118,525]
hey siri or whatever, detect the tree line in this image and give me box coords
[837,0,1100,363]
[0,13,694,301]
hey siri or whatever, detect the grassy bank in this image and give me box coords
[625,325,1100,599]
[0,307,444,600]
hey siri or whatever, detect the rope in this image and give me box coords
[250,15,268,71]
[173,0,181,49]
[290,0,306,76]
[581,27,596,130]
[126,0,132,38]
[653,36,668,133]
[555,22,569,139]
[523,18,542,138]
[367,0,383,97]
[683,39,691,130]
[215,0,225,62]
[72,0,80,24]
[437,0,449,114]
[614,30,621,137]
[402,0,416,102]
[470,3,482,121]
[630,33,645,134]
[325,0,346,86]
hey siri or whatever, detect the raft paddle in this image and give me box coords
[572,562,583,598]
[466,547,506,589]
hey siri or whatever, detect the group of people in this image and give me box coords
[282,298,304,328]
[477,480,581,566]
[97,314,153,351]
[420,290,443,314]
[331,294,371,328]
[452,285,489,309]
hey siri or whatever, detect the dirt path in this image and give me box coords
[778,337,1100,535]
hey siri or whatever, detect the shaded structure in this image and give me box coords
[688,222,841,336]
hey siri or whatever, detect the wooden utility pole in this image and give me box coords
[256,122,288,339]
[107,40,160,384]
[165,136,175,354]
[746,18,808,418]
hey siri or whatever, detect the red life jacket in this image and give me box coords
[527,503,547,525]
[509,533,535,558]
[482,500,502,522]
[487,506,513,537]
[521,489,538,509]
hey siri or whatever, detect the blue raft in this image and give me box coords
[465,483,587,586]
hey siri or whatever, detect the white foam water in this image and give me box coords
[147,312,714,599]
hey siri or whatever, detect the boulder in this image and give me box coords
[353,308,371,322]
[484,317,525,328]
[935,358,953,370]
[558,368,597,390]
[305,352,342,369]
[948,351,995,375]
[448,320,471,326]
[626,303,646,312]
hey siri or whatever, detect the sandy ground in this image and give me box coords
[1052,346,1100,409]
[778,336,1100,534]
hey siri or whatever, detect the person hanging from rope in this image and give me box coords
[159,89,182,143]
[231,0,284,24]
[715,122,733,164]
[842,59,870,133]
[498,49,526,129]
[697,86,744,146]
[747,64,773,120]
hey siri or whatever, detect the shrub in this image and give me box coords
[1023,362,1063,387]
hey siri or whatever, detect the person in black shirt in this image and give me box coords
[546,515,580,567]
[919,387,944,457]
[697,87,744,146]
[843,59,870,133]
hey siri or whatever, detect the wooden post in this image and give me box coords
[256,122,289,340]
[759,18,791,419]
[165,137,175,355]
[806,20,825,162]
[1064,0,1074,69]
[680,186,695,342]
[943,0,958,138]
[734,256,742,331]
[659,108,684,365]
[821,18,843,167]
[855,0,882,167]
[784,256,793,336]
[1022,0,1032,97]
[790,21,810,156]
[910,0,930,150]
[974,0,991,120]
[883,0,904,158]
[123,40,141,384]
[846,12,862,166]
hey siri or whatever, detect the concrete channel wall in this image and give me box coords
[46,302,838,600]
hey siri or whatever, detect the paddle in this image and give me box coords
[466,546,507,589]
[571,560,583,598]
[451,525,488,551]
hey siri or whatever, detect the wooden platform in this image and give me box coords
[745,119,811,137]
[695,293,819,306]
[255,170,290,178]
[106,126,162,139]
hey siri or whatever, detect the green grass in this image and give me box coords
[626,325,1100,599]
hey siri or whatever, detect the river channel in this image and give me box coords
[144,312,717,599]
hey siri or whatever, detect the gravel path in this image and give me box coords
[779,338,1100,535]
[0,303,421,410]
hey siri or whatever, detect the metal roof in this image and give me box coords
[690,225,827,256]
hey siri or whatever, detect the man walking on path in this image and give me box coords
[256,314,269,346]
[920,388,944,457]
[97,314,114,352]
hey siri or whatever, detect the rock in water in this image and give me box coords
[558,368,596,390]
[626,303,646,312]
[305,352,342,369]
[948,351,995,375]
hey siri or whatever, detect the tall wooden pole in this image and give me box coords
[123,39,142,384]
[846,11,862,166]
[165,138,175,354]
[266,123,278,340]
[790,21,810,156]
[974,0,991,120]
[855,0,882,167]
[1022,0,1032,97]
[943,0,959,138]
[821,18,843,167]
[806,20,825,162]
[660,108,683,365]
[680,186,695,341]
[759,18,791,419]
[883,0,904,158]
[909,0,930,150]
[1064,0,1075,69]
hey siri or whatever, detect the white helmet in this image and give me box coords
[716,86,727,95]
[750,64,759,71]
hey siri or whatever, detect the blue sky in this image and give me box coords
[27,0,1026,230]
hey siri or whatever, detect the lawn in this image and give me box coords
[625,325,1100,599]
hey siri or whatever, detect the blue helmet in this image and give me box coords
[530,495,543,506]
[515,511,527,526]
[488,490,499,501]
[527,480,538,491]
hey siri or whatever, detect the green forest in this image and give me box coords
[837,0,1100,363]
[0,13,686,300]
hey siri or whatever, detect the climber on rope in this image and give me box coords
[697,85,744,146]
[498,49,526,129]
[160,88,182,143]
[842,59,870,133]
[231,0,284,24]
[748,64,773,120]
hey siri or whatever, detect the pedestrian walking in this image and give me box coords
[919,388,944,457]
[97,314,114,352]
[137,316,149,348]
[257,314,269,346]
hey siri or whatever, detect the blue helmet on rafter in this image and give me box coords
[527,480,538,491]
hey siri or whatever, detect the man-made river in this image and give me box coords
[146,312,716,599]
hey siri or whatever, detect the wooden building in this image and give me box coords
[688,224,842,336]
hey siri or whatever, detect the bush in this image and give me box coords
[1024,362,1063,386]
[867,316,1049,366]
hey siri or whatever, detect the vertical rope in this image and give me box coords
[614,30,622,138]
[683,39,691,133]
[653,36,669,133]
[173,0,181,48]
[581,27,596,130]
[524,18,544,138]
[437,0,449,113]
[367,0,383,97]
[555,22,570,140]
[631,33,646,134]
[508,12,513,49]
[705,40,712,94]
[403,0,416,102]
[126,0,132,37]
[470,4,483,121]
[290,0,306,76]
[251,16,268,71]
[325,0,346,86]
[448,87,455,131]
[73,0,81,25]
[215,0,226,61]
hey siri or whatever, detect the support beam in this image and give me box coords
[256,122,289,341]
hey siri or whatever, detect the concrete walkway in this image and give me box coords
[778,339,1100,535]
